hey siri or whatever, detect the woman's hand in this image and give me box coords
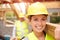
[10,37,17,40]
[55,27,60,40]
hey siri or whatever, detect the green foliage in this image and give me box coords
[50,16,60,23]
[52,12,58,15]
[6,11,14,18]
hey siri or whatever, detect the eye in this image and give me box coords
[34,18,38,21]
[42,18,46,21]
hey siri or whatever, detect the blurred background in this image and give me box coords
[0,0,60,40]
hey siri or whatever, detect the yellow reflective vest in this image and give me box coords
[15,20,29,39]
[23,32,55,40]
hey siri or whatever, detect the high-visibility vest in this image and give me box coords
[15,20,29,39]
[23,32,55,40]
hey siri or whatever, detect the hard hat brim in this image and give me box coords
[26,12,48,18]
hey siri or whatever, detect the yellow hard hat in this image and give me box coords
[26,2,48,18]
[18,13,25,18]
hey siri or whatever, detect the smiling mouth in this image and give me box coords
[35,26,42,30]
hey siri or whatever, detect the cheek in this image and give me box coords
[31,22,36,27]
[30,21,36,28]
[42,22,46,28]
[31,20,35,24]
[43,23,46,26]
[42,21,46,25]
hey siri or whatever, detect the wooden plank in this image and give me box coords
[44,22,60,38]
[9,3,21,19]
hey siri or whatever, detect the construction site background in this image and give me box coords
[0,0,60,40]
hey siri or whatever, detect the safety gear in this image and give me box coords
[26,2,48,18]
[23,32,55,40]
[14,20,29,39]
[18,13,25,18]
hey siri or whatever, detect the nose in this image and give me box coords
[37,20,42,26]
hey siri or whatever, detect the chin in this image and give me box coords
[36,30,43,33]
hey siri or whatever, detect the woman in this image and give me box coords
[23,2,55,40]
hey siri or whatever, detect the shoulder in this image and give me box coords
[45,33,55,40]
[22,32,33,40]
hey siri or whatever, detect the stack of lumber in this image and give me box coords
[44,22,60,38]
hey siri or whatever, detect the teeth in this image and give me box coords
[36,26,42,29]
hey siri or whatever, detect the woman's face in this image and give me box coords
[29,15,47,33]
